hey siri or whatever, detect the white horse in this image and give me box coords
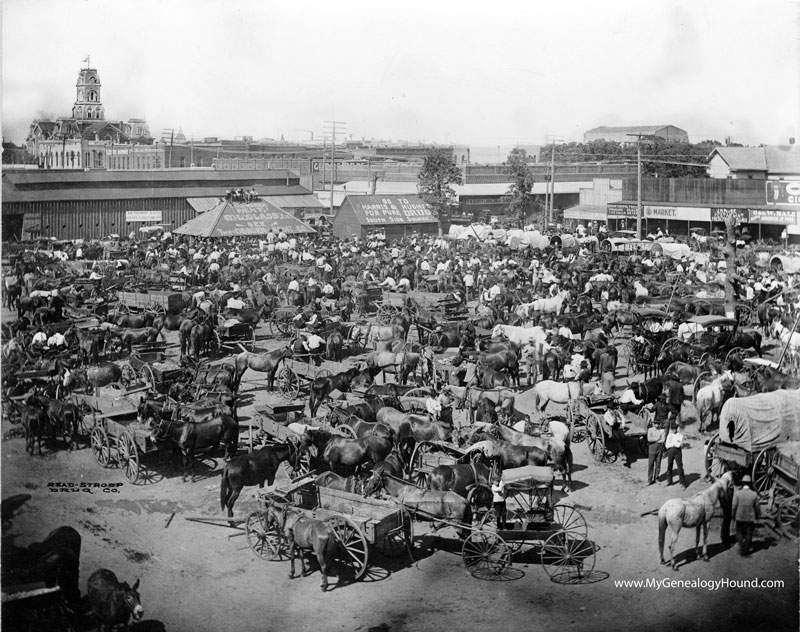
[658,472,734,569]
[491,324,548,347]
[634,280,649,298]
[531,380,597,416]
[771,319,800,350]
[530,290,570,315]
[693,372,733,432]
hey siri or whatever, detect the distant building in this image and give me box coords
[468,145,541,165]
[26,64,156,170]
[707,145,800,179]
[583,125,689,144]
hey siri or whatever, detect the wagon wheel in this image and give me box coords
[90,426,112,467]
[377,304,400,325]
[704,433,726,481]
[118,303,131,314]
[659,337,685,359]
[737,305,754,328]
[278,367,300,400]
[139,364,155,387]
[566,405,587,444]
[410,442,434,480]
[693,371,713,402]
[777,494,800,540]
[462,531,512,579]
[315,367,332,380]
[377,507,414,557]
[478,507,528,553]
[752,449,775,496]
[623,339,638,377]
[724,347,746,366]
[585,415,607,463]
[327,515,368,581]
[117,431,140,483]
[245,512,287,560]
[145,302,166,316]
[282,452,313,480]
[551,504,588,539]
[245,325,257,351]
[541,532,596,584]
[120,363,137,387]
[273,317,293,338]
[403,387,434,399]
[334,424,358,439]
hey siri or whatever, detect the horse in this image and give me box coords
[365,350,423,384]
[314,471,366,494]
[478,350,520,388]
[35,395,80,450]
[362,470,473,538]
[87,569,144,631]
[428,462,491,498]
[531,380,596,416]
[465,438,548,470]
[633,377,665,406]
[262,501,338,592]
[19,401,51,456]
[65,325,102,365]
[219,436,309,518]
[325,331,344,362]
[657,472,734,569]
[308,366,360,418]
[334,393,402,424]
[65,362,123,390]
[305,427,393,476]
[694,372,734,433]
[233,347,293,391]
[731,329,763,357]
[111,312,154,329]
[491,324,548,347]
[441,384,516,424]
[151,414,239,481]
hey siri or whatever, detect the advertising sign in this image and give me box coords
[710,208,750,223]
[352,197,437,224]
[749,208,800,225]
[644,206,710,221]
[607,203,638,218]
[766,181,800,206]
[125,211,163,223]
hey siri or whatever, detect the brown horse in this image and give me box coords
[428,462,492,515]
[305,428,393,476]
[308,366,360,417]
[263,501,338,592]
[151,414,239,482]
[233,347,293,391]
[65,362,123,390]
[219,436,309,518]
[478,350,521,387]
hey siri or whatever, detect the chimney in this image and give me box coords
[790,138,796,145]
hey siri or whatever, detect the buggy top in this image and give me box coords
[686,315,737,328]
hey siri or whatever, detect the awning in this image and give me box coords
[174,200,316,237]
[187,198,222,214]
[563,205,608,220]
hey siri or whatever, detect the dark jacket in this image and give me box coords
[732,486,759,523]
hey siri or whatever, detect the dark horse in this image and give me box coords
[305,428,393,476]
[219,436,309,518]
[151,414,239,481]
[263,500,338,592]
[2,526,82,605]
[308,366,361,417]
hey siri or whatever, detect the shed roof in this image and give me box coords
[708,145,800,174]
[585,125,685,135]
[174,200,315,237]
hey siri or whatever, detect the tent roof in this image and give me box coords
[173,200,315,237]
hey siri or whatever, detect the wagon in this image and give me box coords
[1,583,76,632]
[408,439,469,487]
[85,403,153,484]
[266,307,297,338]
[352,284,384,319]
[705,389,800,500]
[659,315,747,368]
[125,348,184,394]
[215,316,256,354]
[276,354,350,401]
[116,289,182,315]
[469,465,594,583]
[768,442,800,539]
[570,397,650,463]
[244,477,414,582]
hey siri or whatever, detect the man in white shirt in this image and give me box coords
[302,333,326,361]
[31,329,48,352]
[379,276,397,291]
[463,271,475,300]
[391,246,400,259]
[664,424,686,489]
[48,332,66,348]
[287,278,300,293]
[420,258,431,274]
[322,282,335,297]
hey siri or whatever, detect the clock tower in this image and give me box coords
[72,61,105,121]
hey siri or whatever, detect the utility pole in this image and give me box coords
[544,135,563,227]
[323,120,346,215]
[626,133,658,239]
[162,129,176,169]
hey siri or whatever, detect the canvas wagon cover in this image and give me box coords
[656,242,692,260]
[719,390,800,452]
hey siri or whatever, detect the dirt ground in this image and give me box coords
[2,306,798,632]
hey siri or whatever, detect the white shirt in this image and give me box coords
[48,333,66,347]
[665,432,683,450]
[322,283,335,295]
[464,273,474,287]
[421,260,431,273]
[304,334,325,350]
[32,332,48,345]
[288,280,300,292]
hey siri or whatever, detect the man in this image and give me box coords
[491,472,507,530]
[664,424,686,489]
[646,414,667,486]
[618,385,643,414]
[287,276,300,293]
[48,331,67,349]
[732,474,759,556]
[379,276,397,291]
[302,332,326,362]
[31,328,48,352]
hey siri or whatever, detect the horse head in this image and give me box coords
[361,469,384,498]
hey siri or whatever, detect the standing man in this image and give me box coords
[491,472,507,530]
[647,398,668,485]
[664,424,686,489]
[732,474,759,556]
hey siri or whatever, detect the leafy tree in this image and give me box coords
[417,148,462,235]
[503,147,535,228]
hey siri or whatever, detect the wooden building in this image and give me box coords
[331,195,438,240]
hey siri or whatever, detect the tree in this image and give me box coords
[417,148,462,236]
[503,147,535,228]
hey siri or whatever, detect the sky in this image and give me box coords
[2,0,799,148]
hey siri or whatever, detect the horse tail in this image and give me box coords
[220,464,231,512]
[658,506,667,562]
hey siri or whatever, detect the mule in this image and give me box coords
[151,414,239,481]
[219,437,308,518]
[87,569,144,631]
[658,472,734,569]
[263,501,338,592]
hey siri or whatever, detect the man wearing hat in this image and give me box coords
[732,474,759,556]
[646,401,667,485]
[491,471,507,530]
[664,423,686,489]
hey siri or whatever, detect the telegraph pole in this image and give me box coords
[323,120,346,214]
[162,129,176,169]
[626,133,658,239]
[545,135,563,227]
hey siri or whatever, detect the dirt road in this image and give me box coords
[2,312,798,632]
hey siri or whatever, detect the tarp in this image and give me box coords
[447,224,492,241]
[770,255,800,274]
[174,200,315,237]
[719,390,800,452]
[654,242,692,260]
